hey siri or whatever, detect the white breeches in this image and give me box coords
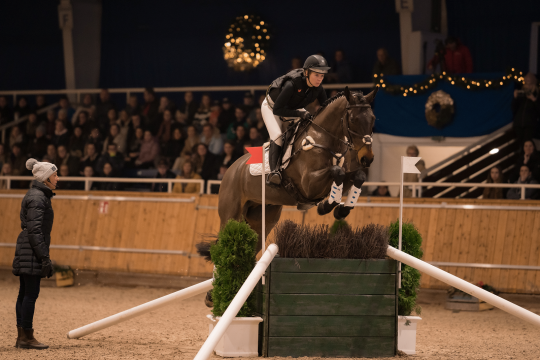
[261,97,304,146]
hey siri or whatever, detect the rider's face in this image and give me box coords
[307,71,324,87]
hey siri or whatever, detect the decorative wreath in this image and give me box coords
[425,90,455,129]
[223,15,270,71]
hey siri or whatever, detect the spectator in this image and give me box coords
[25,112,40,140]
[210,165,229,193]
[507,165,539,199]
[73,111,95,138]
[254,108,269,141]
[95,89,115,127]
[483,166,506,199]
[125,94,140,116]
[142,87,160,132]
[71,94,96,124]
[130,114,143,132]
[56,145,80,176]
[248,127,264,147]
[158,96,176,122]
[208,100,222,130]
[34,95,48,122]
[181,125,200,156]
[57,96,75,120]
[0,96,13,123]
[102,123,127,155]
[46,144,57,165]
[218,140,239,169]
[117,109,132,142]
[79,143,100,175]
[27,126,49,159]
[178,91,198,125]
[96,143,124,175]
[152,159,176,192]
[428,37,473,74]
[327,50,352,83]
[194,93,212,129]
[510,139,540,183]
[175,109,189,129]
[218,98,235,133]
[59,164,81,190]
[69,127,86,157]
[98,162,122,191]
[233,125,248,158]
[45,109,56,139]
[192,143,218,182]
[163,127,185,162]
[13,96,31,118]
[373,48,400,76]
[0,143,8,168]
[10,143,27,175]
[172,150,192,174]
[157,109,174,144]
[512,73,540,147]
[371,185,391,197]
[0,162,12,189]
[226,107,249,140]
[200,124,223,155]
[402,145,426,198]
[173,160,201,194]
[52,119,69,147]
[243,92,256,123]
[135,130,159,169]
[82,166,99,190]
[124,127,144,168]
[86,128,104,154]
[290,57,302,71]
[9,126,24,148]
[104,108,118,132]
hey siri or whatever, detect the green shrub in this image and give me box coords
[329,219,350,236]
[389,220,423,316]
[210,219,258,317]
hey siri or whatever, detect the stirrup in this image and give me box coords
[266,171,282,186]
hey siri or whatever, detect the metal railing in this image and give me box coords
[0,83,374,105]
[0,103,59,144]
[0,176,205,194]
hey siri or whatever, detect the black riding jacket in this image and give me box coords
[12,180,55,277]
[269,69,327,118]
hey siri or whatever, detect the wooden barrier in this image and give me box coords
[1,190,539,294]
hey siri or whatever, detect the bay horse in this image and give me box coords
[217,87,378,254]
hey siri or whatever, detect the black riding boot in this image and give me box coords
[266,142,282,187]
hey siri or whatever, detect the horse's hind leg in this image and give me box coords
[245,202,283,254]
[317,165,346,215]
[334,169,366,220]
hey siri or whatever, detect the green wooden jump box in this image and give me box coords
[254,258,398,358]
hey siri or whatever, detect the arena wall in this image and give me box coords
[1,191,539,294]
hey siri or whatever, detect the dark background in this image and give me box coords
[0,0,539,90]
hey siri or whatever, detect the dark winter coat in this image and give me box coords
[12,181,55,277]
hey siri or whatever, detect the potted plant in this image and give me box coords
[207,219,262,357]
[389,220,423,355]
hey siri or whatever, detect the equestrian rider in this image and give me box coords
[261,55,330,186]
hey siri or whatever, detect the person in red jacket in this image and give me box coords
[428,37,473,74]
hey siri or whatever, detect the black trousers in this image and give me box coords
[16,275,41,329]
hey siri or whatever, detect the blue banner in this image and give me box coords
[373,73,513,137]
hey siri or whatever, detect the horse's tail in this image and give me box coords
[196,235,218,262]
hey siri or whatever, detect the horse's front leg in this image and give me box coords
[316,165,346,215]
[334,169,366,220]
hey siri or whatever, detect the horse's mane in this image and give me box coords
[312,90,366,118]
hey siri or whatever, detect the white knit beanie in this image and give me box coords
[26,158,58,183]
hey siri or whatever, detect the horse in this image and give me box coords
[216,86,378,255]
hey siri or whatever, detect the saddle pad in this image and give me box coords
[249,135,295,176]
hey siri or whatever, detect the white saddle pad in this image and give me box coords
[249,135,295,176]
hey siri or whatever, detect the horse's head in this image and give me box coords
[343,86,378,168]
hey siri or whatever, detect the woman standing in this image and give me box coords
[482,166,506,199]
[12,158,59,350]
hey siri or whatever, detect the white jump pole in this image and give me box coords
[194,243,279,360]
[67,278,214,339]
[387,246,540,328]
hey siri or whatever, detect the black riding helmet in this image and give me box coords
[303,55,331,74]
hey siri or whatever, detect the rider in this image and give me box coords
[262,55,330,186]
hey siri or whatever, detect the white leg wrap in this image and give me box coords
[344,185,362,207]
[328,182,343,204]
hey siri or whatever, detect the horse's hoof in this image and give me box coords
[333,205,352,220]
[204,290,214,308]
[317,201,339,215]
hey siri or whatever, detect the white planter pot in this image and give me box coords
[207,314,263,357]
[398,316,422,355]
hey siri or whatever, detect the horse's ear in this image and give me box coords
[364,86,379,103]
[344,86,352,102]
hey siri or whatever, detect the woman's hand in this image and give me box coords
[526,93,537,102]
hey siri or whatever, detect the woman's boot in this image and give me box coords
[18,329,49,350]
[266,141,282,186]
[15,326,24,347]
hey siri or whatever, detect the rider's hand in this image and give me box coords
[302,111,313,121]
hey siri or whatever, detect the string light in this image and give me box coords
[223,15,270,71]
[374,68,528,96]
